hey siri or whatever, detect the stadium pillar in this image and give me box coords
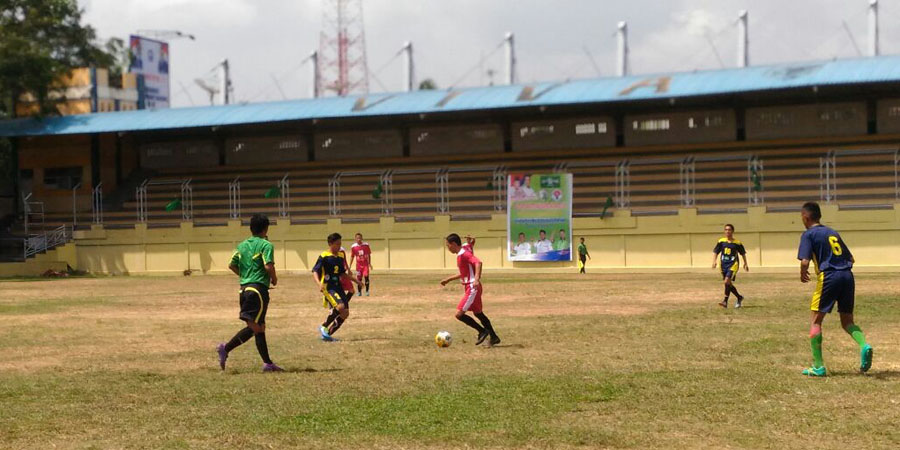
[737,10,749,68]
[504,32,516,85]
[402,41,414,92]
[868,0,879,56]
[616,22,628,77]
[220,59,231,105]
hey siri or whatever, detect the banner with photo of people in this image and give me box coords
[507,173,573,261]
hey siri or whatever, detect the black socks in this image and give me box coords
[475,312,498,338]
[225,327,254,353]
[457,314,484,333]
[255,332,272,364]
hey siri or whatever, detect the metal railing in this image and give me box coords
[92,182,103,224]
[228,176,241,219]
[614,160,631,208]
[277,173,290,218]
[24,225,69,259]
[679,157,696,207]
[136,180,149,223]
[819,150,837,203]
[328,173,342,216]
[136,179,193,223]
[180,178,194,221]
[71,182,82,227]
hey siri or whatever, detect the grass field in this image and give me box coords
[1,271,898,449]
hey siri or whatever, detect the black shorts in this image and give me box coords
[323,285,350,309]
[721,263,738,281]
[812,269,855,314]
[239,283,269,324]
[579,254,587,264]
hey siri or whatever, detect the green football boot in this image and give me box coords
[860,344,873,373]
[802,366,827,377]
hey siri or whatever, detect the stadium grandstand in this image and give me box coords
[1,55,899,271]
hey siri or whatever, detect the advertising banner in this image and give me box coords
[129,35,170,108]
[507,173,573,261]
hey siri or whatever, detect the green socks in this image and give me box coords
[846,325,867,348]
[810,333,824,368]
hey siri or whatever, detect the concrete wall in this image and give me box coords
[61,204,900,275]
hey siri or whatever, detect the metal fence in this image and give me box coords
[24,224,69,259]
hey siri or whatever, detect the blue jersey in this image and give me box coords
[713,238,746,270]
[797,224,853,273]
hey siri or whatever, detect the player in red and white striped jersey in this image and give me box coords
[440,233,500,346]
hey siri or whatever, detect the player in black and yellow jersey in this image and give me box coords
[712,224,749,308]
[312,232,362,341]
[797,202,872,377]
[216,214,283,372]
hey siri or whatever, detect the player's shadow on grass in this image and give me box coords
[483,343,525,349]
[341,337,405,342]
[289,367,344,374]
[826,370,900,380]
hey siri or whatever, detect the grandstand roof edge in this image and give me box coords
[3,55,900,138]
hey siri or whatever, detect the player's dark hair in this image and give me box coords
[327,232,342,244]
[250,214,269,235]
[446,233,462,246]
[724,223,735,231]
[539,229,546,234]
[559,229,565,232]
[518,232,525,237]
[802,202,822,221]
[355,232,362,238]
[580,237,585,241]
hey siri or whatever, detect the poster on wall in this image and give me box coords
[507,173,573,261]
[129,35,170,109]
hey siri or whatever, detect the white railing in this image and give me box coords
[92,182,104,224]
[278,173,290,218]
[180,178,194,221]
[24,225,69,259]
[228,176,241,219]
[71,182,82,227]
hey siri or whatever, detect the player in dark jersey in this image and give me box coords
[797,202,873,377]
[313,232,362,342]
[216,214,283,372]
[712,224,749,308]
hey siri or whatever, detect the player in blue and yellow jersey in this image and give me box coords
[712,224,749,308]
[216,214,283,372]
[312,232,362,341]
[797,202,873,377]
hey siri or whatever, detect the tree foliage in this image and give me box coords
[0,0,114,118]
[418,78,437,90]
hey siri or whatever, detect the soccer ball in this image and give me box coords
[435,331,452,348]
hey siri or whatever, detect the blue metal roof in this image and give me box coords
[3,55,900,137]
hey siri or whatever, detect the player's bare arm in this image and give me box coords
[711,251,719,269]
[741,252,749,272]
[265,263,277,286]
[799,258,811,283]
[229,263,240,277]
[472,262,483,287]
[441,273,462,286]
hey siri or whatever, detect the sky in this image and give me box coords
[79,0,900,108]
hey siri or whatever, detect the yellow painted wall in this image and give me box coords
[57,204,900,275]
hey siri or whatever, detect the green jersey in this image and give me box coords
[578,243,588,256]
[230,236,275,286]
[553,238,569,251]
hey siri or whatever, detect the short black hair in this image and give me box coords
[724,223,735,231]
[518,232,525,237]
[355,232,362,238]
[327,232,342,244]
[802,202,822,221]
[559,229,566,232]
[539,229,546,234]
[446,233,462,246]
[580,237,585,241]
[250,214,270,235]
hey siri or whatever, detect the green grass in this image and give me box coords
[0,273,898,449]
